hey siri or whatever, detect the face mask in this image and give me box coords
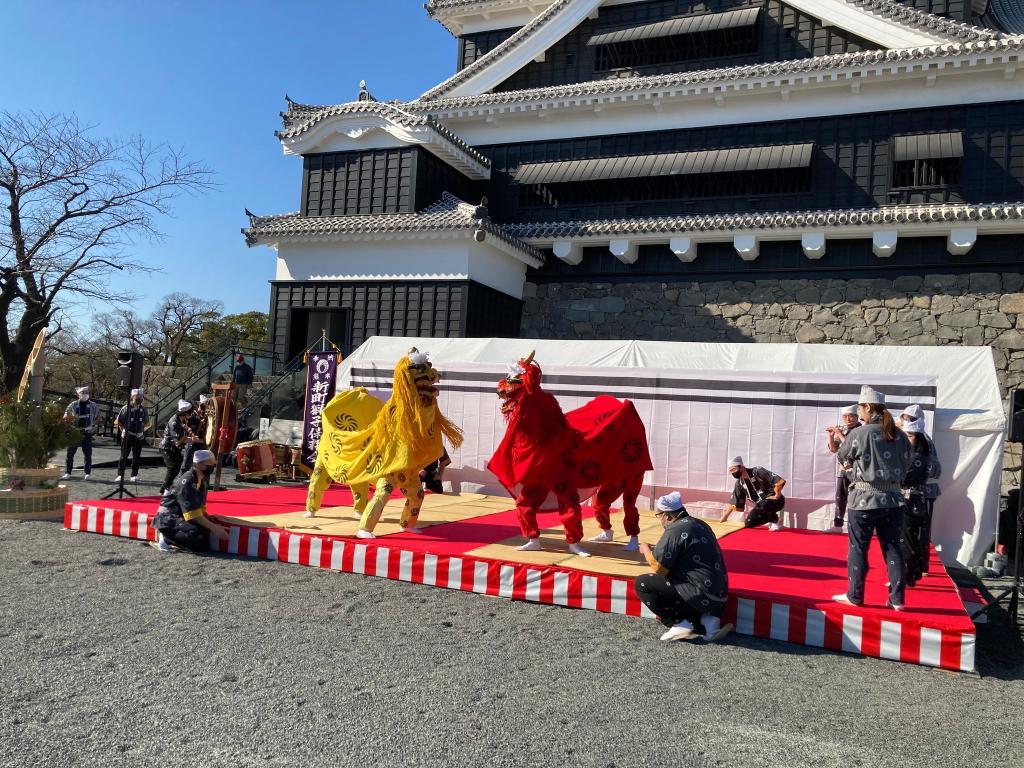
[731,470,742,479]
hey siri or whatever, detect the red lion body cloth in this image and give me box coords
[487,355,653,553]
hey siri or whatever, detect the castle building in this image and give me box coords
[243,1,1024,487]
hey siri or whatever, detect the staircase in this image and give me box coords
[147,343,279,437]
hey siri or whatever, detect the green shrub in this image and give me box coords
[0,394,80,469]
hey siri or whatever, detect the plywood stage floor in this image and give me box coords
[65,485,978,673]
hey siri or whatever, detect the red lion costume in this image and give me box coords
[488,353,653,554]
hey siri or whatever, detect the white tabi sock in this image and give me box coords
[701,614,721,635]
[568,542,592,558]
[517,538,542,551]
[588,529,614,543]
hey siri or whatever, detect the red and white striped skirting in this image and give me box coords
[64,502,976,673]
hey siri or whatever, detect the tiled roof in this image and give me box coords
[987,0,1024,34]
[504,202,1024,240]
[419,0,576,101]
[847,0,1002,41]
[276,98,490,169]
[417,0,1002,102]
[243,193,544,266]
[414,36,1024,111]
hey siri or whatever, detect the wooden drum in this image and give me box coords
[236,439,275,477]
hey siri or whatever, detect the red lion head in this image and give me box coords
[496,352,568,440]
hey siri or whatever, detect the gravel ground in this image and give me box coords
[2,443,1022,767]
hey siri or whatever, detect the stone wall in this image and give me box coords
[522,272,1024,493]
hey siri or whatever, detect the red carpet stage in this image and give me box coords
[64,486,977,672]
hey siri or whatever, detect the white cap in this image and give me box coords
[728,456,744,468]
[199,394,210,404]
[192,449,215,464]
[130,388,144,398]
[841,405,859,416]
[858,386,885,405]
[903,419,923,434]
[900,404,923,421]
[75,386,89,396]
[655,491,685,513]
[177,399,193,412]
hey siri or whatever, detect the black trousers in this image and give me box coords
[902,495,934,586]
[65,432,93,474]
[118,434,145,477]
[745,496,785,528]
[633,574,705,629]
[834,475,851,526]
[161,447,184,492]
[846,505,906,606]
[155,514,208,552]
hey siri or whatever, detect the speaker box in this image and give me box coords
[115,351,143,389]
[1009,388,1024,443]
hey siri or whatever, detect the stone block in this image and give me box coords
[796,324,826,343]
[590,312,606,324]
[962,326,985,346]
[523,283,538,299]
[888,321,923,342]
[794,287,821,303]
[754,318,783,335]
[823,323,846,340]
[721,302,752,319]
[811,308,835,325]
[992,330,1024,350]
[566,309,590,321]
[1004,273,1024,293]
[864,308,890,325]
[677,291,705,307]
[663,289,679,302]
[893,275,924,292]
[598,296,626,313]
[766,303,786,318]
[969,273,1002,294]
[937,310,979,328]
[931,295,955,314]
[785,306,810,320]
[716,288,741,304]
[923,274,958,292]
[1000,293,1024,314]
[833,302,859,316]
[935,327,962,340]
[820,288,844,305]
[573,322,594,335]
[981,312,1012,329]
[912,296,930,309]
[907,334,938,346]
[922,315,938,332]
[883,297,909,309]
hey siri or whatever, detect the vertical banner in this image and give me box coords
[301,352,338,472]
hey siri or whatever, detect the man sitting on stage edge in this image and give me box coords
[151,449,229,553]
[720,457,786,530]
[635,492,732,643]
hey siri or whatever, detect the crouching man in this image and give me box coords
[151,449,229,553]
[721,456,786,531]
[634,492,732,643]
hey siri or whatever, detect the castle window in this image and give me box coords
[588,8,760,72]
[891,132,964,190]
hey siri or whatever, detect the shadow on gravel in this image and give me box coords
[974,621,1024,681]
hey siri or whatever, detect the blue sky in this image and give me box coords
[4,0,454,324]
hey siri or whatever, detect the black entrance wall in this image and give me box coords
[268,280,523,363]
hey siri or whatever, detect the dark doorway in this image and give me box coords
[287,308,351,362]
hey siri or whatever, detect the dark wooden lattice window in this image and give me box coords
[891,157,962,189]
[518,167,811,208]
[593,25,759,72]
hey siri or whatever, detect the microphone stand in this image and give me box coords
[103,388,136,500]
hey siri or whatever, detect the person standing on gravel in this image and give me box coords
[62,386,99,480]
[115,388,150,483]
[634,492,732,643]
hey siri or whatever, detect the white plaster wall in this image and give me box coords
[275,235,527,298]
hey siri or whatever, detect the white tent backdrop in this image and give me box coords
[336,337,1006,567]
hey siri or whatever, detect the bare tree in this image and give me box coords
[152,292,223,364]
[0,111,212,392]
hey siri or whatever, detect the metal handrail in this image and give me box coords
[238,338,339,423]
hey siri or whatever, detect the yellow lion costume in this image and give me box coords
[305,349,463,537]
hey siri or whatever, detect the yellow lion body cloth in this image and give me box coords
[304,351,462,534]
